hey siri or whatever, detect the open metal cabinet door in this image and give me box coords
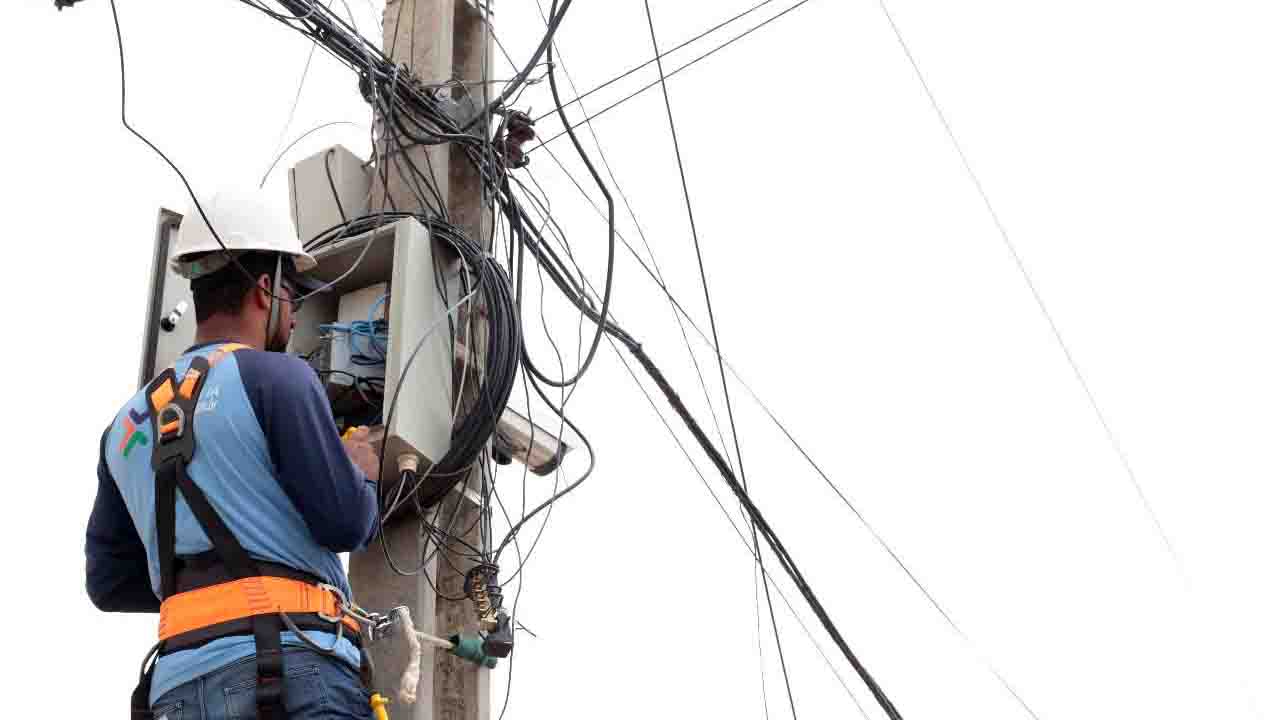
[138,209,195,388]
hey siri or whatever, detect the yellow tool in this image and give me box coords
[370,693,391,720]
[341,425,368,441]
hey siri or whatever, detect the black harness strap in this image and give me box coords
[130,652,155,720]
[155,458,177,601]
[160,459,257,578]
[163,459,288,719]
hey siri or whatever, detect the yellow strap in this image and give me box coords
[208,342,251,366]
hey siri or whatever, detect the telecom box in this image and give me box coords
[289,218,459,485]
[139,210,459,489]
[288,145,372,244]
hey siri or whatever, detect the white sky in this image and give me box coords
[5,1,1280,718]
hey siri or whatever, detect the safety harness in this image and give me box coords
[130,343,363,719]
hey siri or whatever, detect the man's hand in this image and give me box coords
[342,426,380,481]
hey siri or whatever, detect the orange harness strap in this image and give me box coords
[158,576,361,642]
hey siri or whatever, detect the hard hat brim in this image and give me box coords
[292,251,317,274]
[174,249,318,281]
[283,258,330,294]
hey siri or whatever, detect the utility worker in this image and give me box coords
[86,187,381,719]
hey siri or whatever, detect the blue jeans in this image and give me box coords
[150,647,373,719]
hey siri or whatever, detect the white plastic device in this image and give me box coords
[288,145,372,245]
[327,282,389,386]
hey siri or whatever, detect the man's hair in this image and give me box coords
[190,251,280,323]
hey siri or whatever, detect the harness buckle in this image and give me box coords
[148,357,212,470]
[157,404,187,442]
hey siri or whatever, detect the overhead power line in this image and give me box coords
[533,0,788,123]
[875,4,1270,718]
[541,116,1044,720]
[531,0,815,151]
[876,0,1177,570]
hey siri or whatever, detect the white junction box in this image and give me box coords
[288,145,372,244]
[327,282,388,386]
[289,218,459,483]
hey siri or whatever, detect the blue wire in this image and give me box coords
[367,293,389,358]
[318,293,390,367]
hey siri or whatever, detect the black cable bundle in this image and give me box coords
[305,211,521,498]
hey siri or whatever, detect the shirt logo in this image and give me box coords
[195,385,220,416]
[118,407,150,458]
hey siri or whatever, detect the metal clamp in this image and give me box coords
[351,606,404,644]
[315,583,349,624]
[373,606,406,642]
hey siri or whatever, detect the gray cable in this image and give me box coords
[542,129,1042,720]
[876,0,1176,573]
[876,6,1271,718]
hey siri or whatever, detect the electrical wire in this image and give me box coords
[876,0,1177,572]
[532,87,1043,716]
[641,4,797,717]
[530,0,816,152]
[263,11,324,183]
[518,0,615,389]
[110,0,341,307]
[259,120,363,189]
[533,0,787,123]
[531,226,873,715]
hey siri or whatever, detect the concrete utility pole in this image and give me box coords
[349,2,493,719]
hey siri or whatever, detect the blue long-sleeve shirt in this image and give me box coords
[86,341,378,702]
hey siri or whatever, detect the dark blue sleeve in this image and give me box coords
[237,351,378,552]
[86,426,160,613]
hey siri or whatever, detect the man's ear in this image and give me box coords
[252,274,274,311]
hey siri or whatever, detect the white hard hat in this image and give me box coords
[171,186,316,279]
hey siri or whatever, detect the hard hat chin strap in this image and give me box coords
[265,254,283,352]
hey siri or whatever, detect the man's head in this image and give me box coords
[189,251,304,352]
[170,187,318,351]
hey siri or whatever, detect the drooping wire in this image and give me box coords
[530,186,872,713]
[520,0,616,389]
[259,120,363,189]
[110,0,329,306]
[536,93,1042,717]
[641,3,798,718]
[527,0,740,480]
[262,14,323,184]
[459,0,575,132]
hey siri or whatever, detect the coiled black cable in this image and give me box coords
[307,211,521,490]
